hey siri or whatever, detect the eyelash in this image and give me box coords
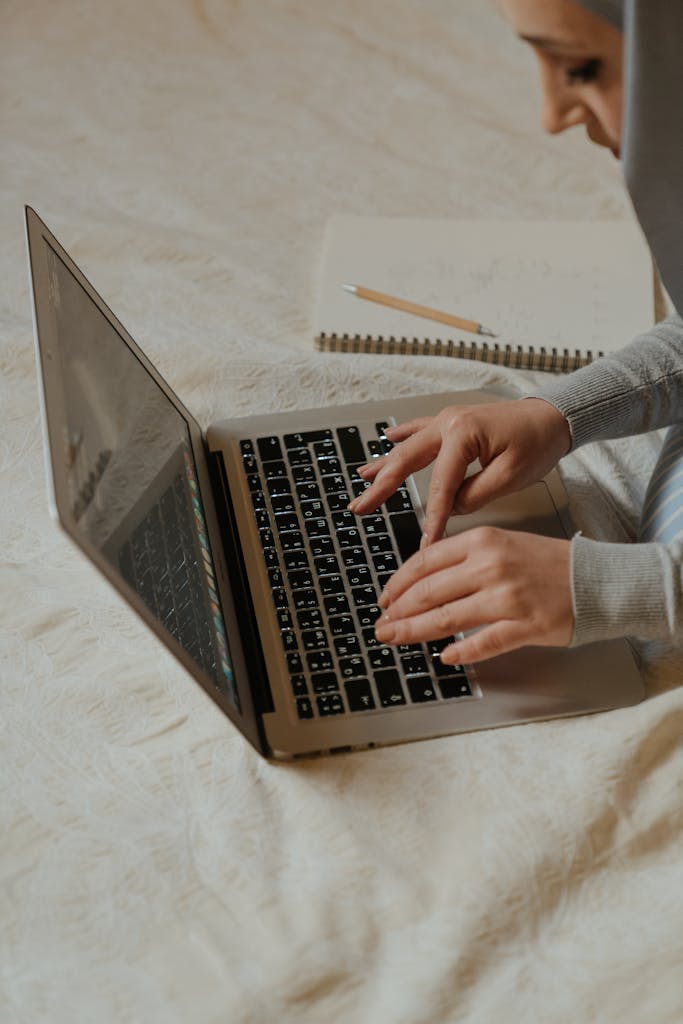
[565,58,602,85]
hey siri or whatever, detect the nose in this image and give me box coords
[539,72,587,135]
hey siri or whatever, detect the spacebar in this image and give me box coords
[389,511,423,562]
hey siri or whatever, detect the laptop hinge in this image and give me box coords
[205,445,275,721]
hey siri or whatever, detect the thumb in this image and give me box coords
[452,457,517,513]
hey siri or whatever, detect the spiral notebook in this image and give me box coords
[313,215,655,372]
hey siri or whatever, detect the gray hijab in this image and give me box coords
[578,0,683,315]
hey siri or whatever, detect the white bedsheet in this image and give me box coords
[2,1,683,1020]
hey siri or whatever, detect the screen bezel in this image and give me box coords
[25,206,265,754]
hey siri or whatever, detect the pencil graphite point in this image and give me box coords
[342,284,358,294]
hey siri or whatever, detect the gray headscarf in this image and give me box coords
[578,0,683,315]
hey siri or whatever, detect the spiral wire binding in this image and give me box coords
[314,332,600,373]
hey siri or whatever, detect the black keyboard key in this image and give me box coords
[246,472,263,492]
[376,572,393,590]
[290,674,308,697]
[318,456,342,476]
[309,536,335,558]
[301,626,327,651]
[326,491,351,512]
[331,510,356,531]
[337,426,366,464]
[280,531,305,551]
[341,547,369,569]
[401,652,429,676]
[263,460,287,480]
[345,565,373,588]
[287,447,312,467]
[368,646,395,670]
[287,652,303,674]
[345,678,376,712]
[313,554,339,576]
[272,588,288,609]
[297,607,324,630]
[267,477,291,497]
[254,508,270,531]
[334,634,361,658]
[258,527,274,548]
[284,549,309,571]
[300,500,325,521]
[305,518,331,538]
[313,440,338,460]
[288,568,314,591]
[367,534,394,555]
[438,676,472,699]
[296,697,314,719]
[292,464,316,484]
[258,436,283,462]
[337,527,363,548]
[297,483,322,503]
[263,548,279,570]
[273,512,299,533]
[362,515,389,536]
[320,574,344,596]
[240,440,255,456]
[372,552,398,574]
[293,590,319,611]
[374,669,406,707]
[351,478,372,498]
[433,658,463,677]
[362,626,380,648]
[311,672,339,694]
[242,454,258,473]
[271,493,296,514]
[339,655,366,679]
[251,489,267,510]
[330,614,355,637]
[317,693,345,717]
[280,629,298,652]
[268,567,283,588]
[407,676,438,703]
[376,421,391,438]
[367,440,383,459]
[352,585,377,608]
[428,638,451,655]
[322,474,347,495]
[306,649,333,673]
[324,593,350,617]
[284,429,333,449]
[385,489,414,513]
[276,607,293,631]
[357,605,381,629]
[390,511,423,562]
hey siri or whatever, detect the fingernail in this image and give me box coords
[375,620,395,642]
[348,499,359,511]
[356,464,371,477]
[377,589,388,608]
[439,643,459,665]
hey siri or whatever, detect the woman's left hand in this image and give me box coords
[374,526,574,665]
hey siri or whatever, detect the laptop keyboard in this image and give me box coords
[240,423,472,720]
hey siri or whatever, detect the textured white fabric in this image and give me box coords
[3,1,683,1021]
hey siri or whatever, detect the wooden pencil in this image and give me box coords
[342,283,496,337]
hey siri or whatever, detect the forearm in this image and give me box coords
[530,314,683,449]
[570,534,683,645]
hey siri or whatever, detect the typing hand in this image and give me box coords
[374,527,573,664]
[349,399,571,548]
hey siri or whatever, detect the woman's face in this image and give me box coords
[500,0,623,156]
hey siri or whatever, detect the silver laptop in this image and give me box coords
[26,207,644,759]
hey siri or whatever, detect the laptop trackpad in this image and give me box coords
[442,481,568,540]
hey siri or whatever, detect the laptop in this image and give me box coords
[26,207,644,759]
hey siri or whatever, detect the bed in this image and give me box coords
[3,1,683,1020]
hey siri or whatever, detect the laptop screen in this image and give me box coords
[41,238,240,711]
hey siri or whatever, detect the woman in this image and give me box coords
[350,0,683,667]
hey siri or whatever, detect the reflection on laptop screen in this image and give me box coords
[43,239,239,710]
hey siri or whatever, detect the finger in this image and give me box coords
[376,588,494,646]
[451,454,519,514]
[378,535,467,607]
[381,562,475,621]
[383,417,432,442]
[356,455,389,481]
[349,425,441,514]
[439,621,530,665]
[421,438,473,545]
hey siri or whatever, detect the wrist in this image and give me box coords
[522,397,572,457]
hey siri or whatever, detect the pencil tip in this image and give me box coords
[342,284,357,294]
[478,325,497,338]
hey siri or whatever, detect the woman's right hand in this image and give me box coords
[348,398,572,546]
